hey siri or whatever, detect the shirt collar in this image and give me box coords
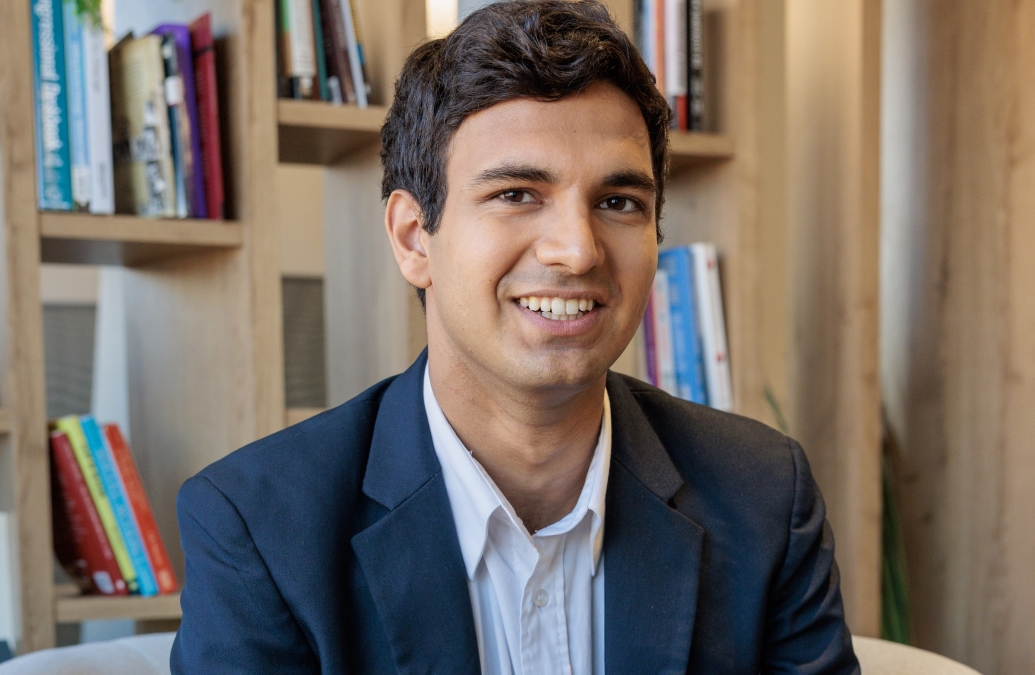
[423,366,611,580]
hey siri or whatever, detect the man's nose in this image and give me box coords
[534,202,604,275]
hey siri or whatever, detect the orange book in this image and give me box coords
[102,424,178,593]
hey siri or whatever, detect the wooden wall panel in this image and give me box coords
[785,0,882,638]
[882,0,1035,671]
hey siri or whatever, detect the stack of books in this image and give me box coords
[30,1,225,219]
[276,0,371,106]
[49,416,177,597]
[634,0,706,131]
[642,243,733,411]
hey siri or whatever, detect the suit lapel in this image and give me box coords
[604,373,705,675]
[351,352,480,675]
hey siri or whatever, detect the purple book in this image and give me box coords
[151,24,207,218]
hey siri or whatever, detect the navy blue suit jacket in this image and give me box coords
[171,352,859,674]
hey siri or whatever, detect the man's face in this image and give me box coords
[422,82,658,393]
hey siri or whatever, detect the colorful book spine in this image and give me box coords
[311,0,330,101]
[50,430,128,595]
[651,268,678,395]
[62,0,90,210]
[189,14,226,220]
[82,17,114,214]
[664,0,687,125]
[642,291,658,387]
[104,424,178,594]
[658,247,708,404]
[279,0,317,98]
[31,0,73,210]
[153,24,207,218]
[54,416,138,593]
[691,243,733,411]
[339,0,369,107]
[79,416,159,596]
[320,0,357,104]
[688,0,704,130]
[159,34,190,219]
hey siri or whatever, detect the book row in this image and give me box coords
[642,243,733,410]
[634,0,706,132]
[277,0,372,106]
[50,416,177,597]
[30,1,225,219]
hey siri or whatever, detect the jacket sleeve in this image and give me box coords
[761,440,862,675]
[171,475,320,674]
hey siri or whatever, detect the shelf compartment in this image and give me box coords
[39,213,244,266]
[669,132,735,172]
[55,590,182,623]
[278,100,388,165]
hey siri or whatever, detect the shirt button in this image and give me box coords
[533,589,549,608]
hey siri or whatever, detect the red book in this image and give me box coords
[189,13,225,220]
[103,424,178,594]
[50,431,128,595]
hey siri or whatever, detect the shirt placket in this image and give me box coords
[521,534,573,675]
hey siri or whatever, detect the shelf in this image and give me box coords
[39,213,244,266]
[54,590,182,623]
[668,132,735,172]
[278,100,388,165]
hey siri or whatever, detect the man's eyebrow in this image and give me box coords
[467,164,557,188]
[600,170,657,194]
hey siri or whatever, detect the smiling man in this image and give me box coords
[171,2,859,673]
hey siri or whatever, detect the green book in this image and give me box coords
[54,415,139,593]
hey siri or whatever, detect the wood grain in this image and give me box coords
[0,0,57,652]
[55,593,182,624]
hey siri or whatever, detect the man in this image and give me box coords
[171,1,860,672]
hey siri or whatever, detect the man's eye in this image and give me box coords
[500,190,534,203]
[599,196,638,212]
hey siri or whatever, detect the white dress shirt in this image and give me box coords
[424,367,610,675]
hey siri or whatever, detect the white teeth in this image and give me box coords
[578,299,588,311]
[565,299,579,315]
[541,297,551,310]
[521,296,598,318]
[588,299,595,310]
[541,310,552,319]
[520,297,529,307]
[528,297,540,311]
[550,298,564,315]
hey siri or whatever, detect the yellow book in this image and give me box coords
[53,416,139,593]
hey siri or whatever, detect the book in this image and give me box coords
[642,292,658,387]
[650,268,678,395]
[31,0,73,210]
[153,25,206,218]
[339,0,369,107]
[690,243,733,410]
[311,0,330,101]
[664,0,687,126]
[62,0,90,210]
[189,14,226,219]
[53,415,139,594]
[82,15,114,214]
[103,424,177,594]
[109,34,177,217]
[320,0,358,104]
[687,0,704,130]
[658,247,708,404]
[50,430,128,595]
[279,0,317,98]
[158,34,190,219]
[79,415,159,596]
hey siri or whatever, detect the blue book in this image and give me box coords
[79,415,159,596]
[658,247,708,404]
[62,0,90,210]
[31,0,73,210]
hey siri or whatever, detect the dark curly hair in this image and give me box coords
[380,0,670,304]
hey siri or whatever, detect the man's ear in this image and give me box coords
[385,189,432,291]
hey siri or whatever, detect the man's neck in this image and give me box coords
[427,349,606,534]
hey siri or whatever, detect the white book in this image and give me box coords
[664,0,687,99]
[82,21,114,214]
[691,243,733,411]
[288,0,317,96]
[651,268,679,396]
[339,0,369,107]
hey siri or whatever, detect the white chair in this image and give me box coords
[0,632,980,674]
[0,632,174,675]
[853,635,982,674]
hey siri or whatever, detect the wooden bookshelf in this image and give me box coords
[278,101,388,164]
[40,213,244,265]
[668,132,735,171]
[54,589,182,624]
